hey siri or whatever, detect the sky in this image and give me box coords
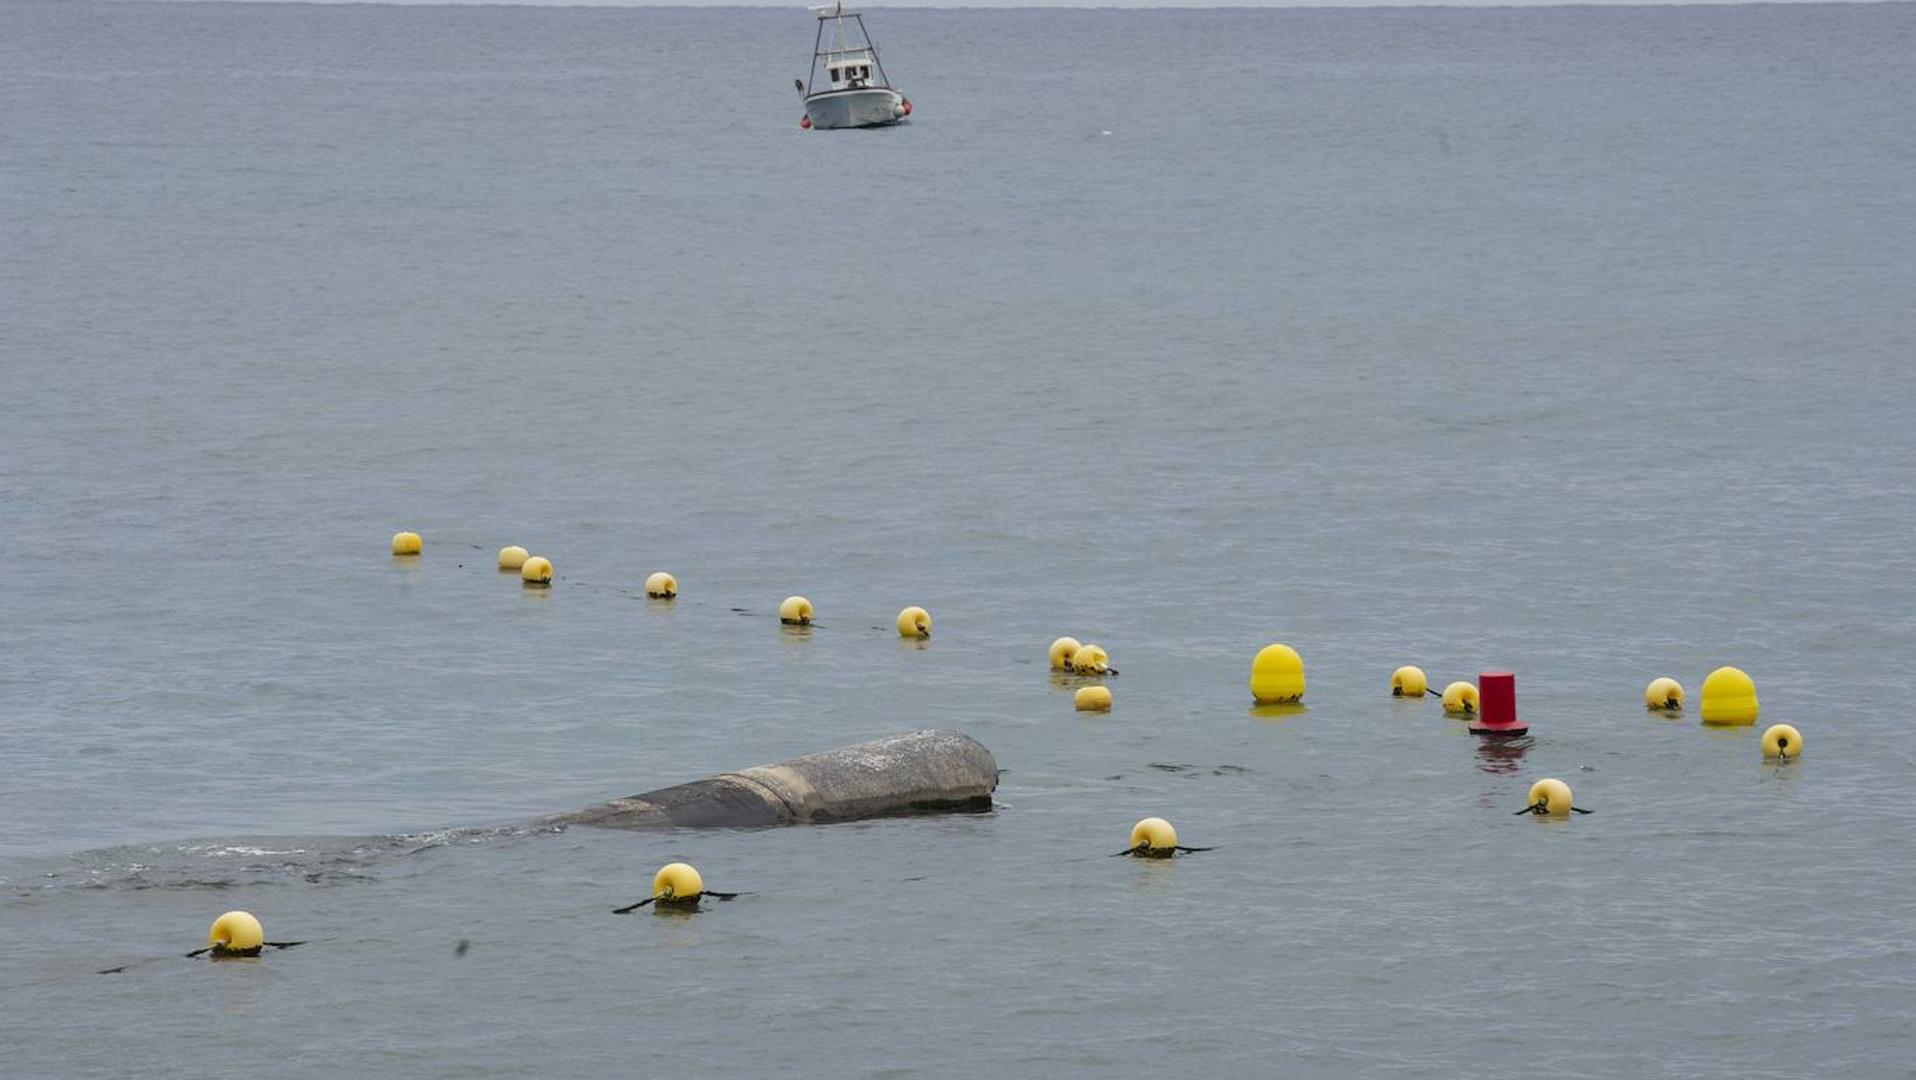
[175,0,1891,8]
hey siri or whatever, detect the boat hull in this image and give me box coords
[805,88,904,129]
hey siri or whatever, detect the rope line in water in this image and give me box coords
[178,939,308,960]
[1513,802,1593,816]
[613,890,743,914]
[1109,844,1214,857]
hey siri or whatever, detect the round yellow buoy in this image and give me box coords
[896,606,930,639]
[1391,665,1429,698]
[1526,778,1574,818]
[1249,643,1305,704]
[1070,643,1109,675]
[779,596,813,625]
[1700,666,1759,725]
[520,556,553,585]
[1048,637,1082,671]
[391,531,422,556]
[645,571,678,599]
[1441,681,1479,716]
[1761,723,1802,760]
[1129,817,1177,858]
[653,862,704,908]
[1645,676,1684,711]
[207,910,264,957]
[497,545,529,571]
[1075,685,1112,712]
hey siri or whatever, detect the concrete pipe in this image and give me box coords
[553,729,998,829]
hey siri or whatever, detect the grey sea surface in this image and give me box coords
[4,2,1916,1076]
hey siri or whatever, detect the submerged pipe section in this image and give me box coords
[552,729,998,830]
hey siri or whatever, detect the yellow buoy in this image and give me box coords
[1128,817,1177,858]
[1525,778,1574,817]
[1048,637,1082,671]
[1645,676,1684,711]
[896,606,930,639]
[1441,681,1479,716]
[391,531,422,556]
[645,571,678,599]
[207,910,264,957]
[653,862,704,909]
[1391,665,1429,698]
[1249,643,1305,704]
[520,556,553,585]
[1761,723,1802,759]
[1070,643,1109,675]
[1700,666,1759,725]
[779,596,813,625]
[1074,685,1112,712]
[497,545,529,571]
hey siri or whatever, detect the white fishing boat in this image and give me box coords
[796,3,910,130]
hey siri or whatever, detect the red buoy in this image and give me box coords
[901,98,912,117]
[1468,672,1528,736]
[800,115,812,130]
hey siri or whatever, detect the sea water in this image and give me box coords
[3,2,1915,1076]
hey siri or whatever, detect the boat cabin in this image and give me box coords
[824,51,878,90]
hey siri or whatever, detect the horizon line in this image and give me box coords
[90,0,1916,10]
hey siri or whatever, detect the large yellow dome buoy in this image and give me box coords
[1048,637,1082,671]
[1645,676,1684,711]
[1075,685,1112,712]
[1070,643,1109,675]
[497,545,529,571]
[779,596,813,626]
[1441,681,1478,716]
[207,910,264,957]
[391,531,422,556]
[1523,778,1575,818]
[1761,723,1802,760]
[1391,665,1429,698]
[1249,644,1305,704]
[520,556,553,585]
[645,571,678,599]
[1128,817,1177,858]
[653,862,704,909]
[1700,666,1759,725]
[896,606,931,639]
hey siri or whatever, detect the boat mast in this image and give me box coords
[805,3,895,97]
